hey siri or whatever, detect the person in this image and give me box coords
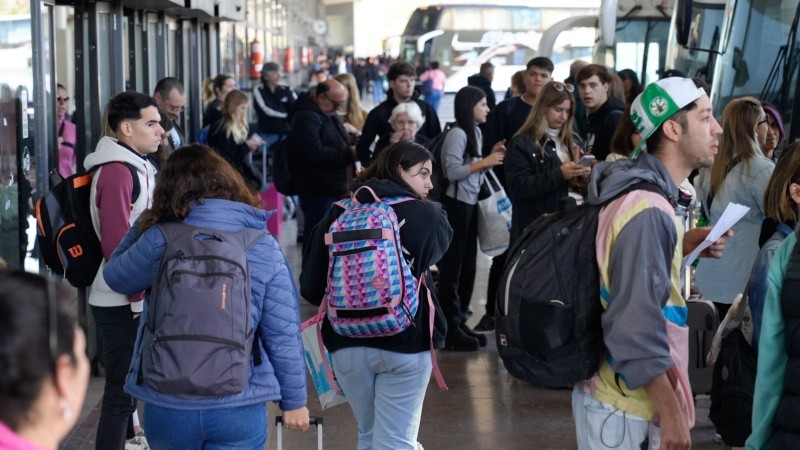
[202,73,236,128]
[372,102,428,162]
[566,60,589,141]
[744,142,800,353]
[56,83,76,178]
[484,57,554,162]
[503,69,526,100]
[299,142,452,450]
[607,105,642,161]
[0,271,90,450]
[573,76,728,450]
[288,79,356,251]
[153,77,186,153]
[357,61,441,167]
[437,86,506,351]
[419,61,447,111]
[576,64,625,162]
[334,72,369,133]
[254,62,296,149]
[505,81,589,245]
[694,96,775,318]
[617,68,643,107]
[102,145,310,449]
[761,103,785,161]
[747,159,800,450]
[208,89,264,190]
[475,56,554,333]
[85,91,162,450]
[367,56,385,104]
[608,73,626,104]
[468,62,496,110]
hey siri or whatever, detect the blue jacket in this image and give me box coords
[103,199,307,411]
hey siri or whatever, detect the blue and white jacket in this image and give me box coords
[103,199,307,411]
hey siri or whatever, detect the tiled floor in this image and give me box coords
[62,217,727,450]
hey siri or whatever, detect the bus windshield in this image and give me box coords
[711,0,800,126]
[611,18,671,84]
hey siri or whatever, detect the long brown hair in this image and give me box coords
[356,141,432,195]
[710,97,765,196]
[515,81,576,154]
[763,142,800,224]
[334,73,368,130]
[138,145,261,232]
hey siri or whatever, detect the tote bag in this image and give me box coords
[477,169,513,256]
[300,311,348,410]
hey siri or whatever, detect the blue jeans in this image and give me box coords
[142,403,267,450]
[332,347,432,450]
[425,90,443,112]
[572,387,660,450]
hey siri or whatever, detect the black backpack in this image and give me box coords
[496,182,664,388]
[425,122,457,202]
[35,163,140,287]
[269,135,295,195]
[708,327,756,447]
[137,223,266,397]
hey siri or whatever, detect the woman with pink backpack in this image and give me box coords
[300,142,452,449]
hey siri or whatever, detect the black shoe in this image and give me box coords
[473,314,495,332]
[459,323,487,347]
[444,326,480,351]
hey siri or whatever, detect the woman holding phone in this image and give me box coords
[504,81,589,245]
[209,89,265,190]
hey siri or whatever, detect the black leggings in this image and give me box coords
[437,195,478,325]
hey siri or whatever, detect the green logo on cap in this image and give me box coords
[649,97,669,116]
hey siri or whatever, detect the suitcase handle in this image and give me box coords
[275,416,323,426]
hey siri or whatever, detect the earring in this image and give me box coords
[59,398,72,421]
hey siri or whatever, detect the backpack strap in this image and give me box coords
[93,161,142,205]
[421,273,447,391]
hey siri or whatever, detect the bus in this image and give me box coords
[667,0,800,139]
[399,3,598,93]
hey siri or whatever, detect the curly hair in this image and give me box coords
[138,145,261,232]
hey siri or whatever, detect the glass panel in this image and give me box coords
[96,11,111,107]
[0,4,34,270]
[147,13,158,85]
[667,4,725,81]
[614,19,671,84]
[712,0,800,129]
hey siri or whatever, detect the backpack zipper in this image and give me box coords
[502,250,524,316]
[153,334,246,350]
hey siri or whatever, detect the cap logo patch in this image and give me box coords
[649,97,670,116]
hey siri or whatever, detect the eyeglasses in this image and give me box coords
[56,96,70,103]
[552,82,575,93]
[757,117,769,127]
[323,93,346,109]
[167,104,185,113]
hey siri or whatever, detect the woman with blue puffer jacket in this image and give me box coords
[103,144,309,449]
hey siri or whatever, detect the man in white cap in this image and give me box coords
[573,77,728,449]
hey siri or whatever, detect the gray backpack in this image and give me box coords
[139,222,266,397]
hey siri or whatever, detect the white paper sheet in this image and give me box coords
[682,202,750,268]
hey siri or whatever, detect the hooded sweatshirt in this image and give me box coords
[585,96,625,161]
[578,153,694,427]
[84,136,156,311]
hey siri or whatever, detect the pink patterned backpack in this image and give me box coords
[323,186,419,338]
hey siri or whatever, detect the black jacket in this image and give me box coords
[468,74,496,110]
[254,82,295,135]
[207,121,261,189]
[287,95,355,197]
[202,99,223,128]
[356,91,442,166]
[504,134,569,244]
[585,97,625,162]
[300,178,453,353]
[482,96,533,188]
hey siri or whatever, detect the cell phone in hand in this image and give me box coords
[578,154,596,166]
[249,134,264,145]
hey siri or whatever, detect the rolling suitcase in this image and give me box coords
[276,416,323,450]
[686,298,719,395]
